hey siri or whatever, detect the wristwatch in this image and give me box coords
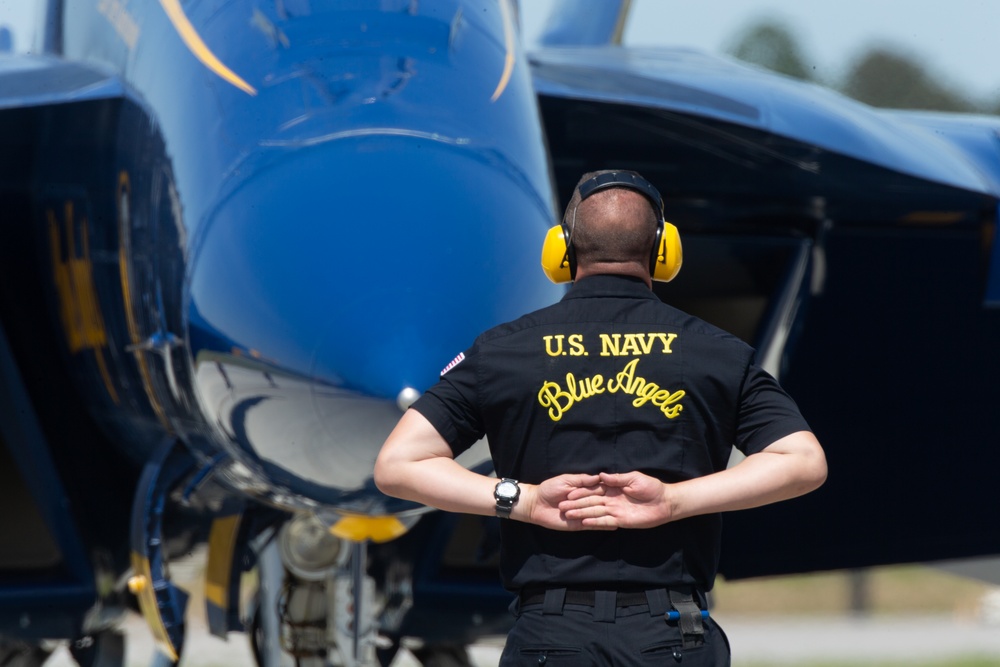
[494,478,520,519]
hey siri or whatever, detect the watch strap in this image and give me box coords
[495,500,514,519]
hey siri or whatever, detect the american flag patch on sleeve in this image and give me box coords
[440,352,465,376]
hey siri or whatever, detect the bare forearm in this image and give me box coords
[375,454,499,517]
[375,411,609,530]
[670,433,827,521]
[375,410,541,522]
[565,431,826,529]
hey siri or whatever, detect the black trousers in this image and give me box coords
[499,597,731,666]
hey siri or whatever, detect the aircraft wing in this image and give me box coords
[528,42,1000,580]
[0,54,123,110]
[530,45,1000,198]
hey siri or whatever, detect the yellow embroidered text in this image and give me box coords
[542,332,678,357]
[537,358,685,422]
[599,332,677,356]
[543,334,587,357]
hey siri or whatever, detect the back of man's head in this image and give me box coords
[563,170,659,272]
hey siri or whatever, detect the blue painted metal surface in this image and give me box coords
[18,0,562,513]
[536,0,631,47]
[0,0,563,647]
[0,321,95,638]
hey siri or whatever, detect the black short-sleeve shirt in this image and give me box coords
[413,274,811,592]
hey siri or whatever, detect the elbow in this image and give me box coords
[373,453,399,498]
[773,431,827,496]
[806,462,827,494]
[801,442,828,494]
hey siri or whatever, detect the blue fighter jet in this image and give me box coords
[1,1,999,665]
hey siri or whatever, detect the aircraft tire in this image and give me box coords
[69,631,125,667]
[375,641,400,667]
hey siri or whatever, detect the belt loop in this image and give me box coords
[542,588,566,615]
[594,591,616,623]
[508,594,521,618]
[645,588,669,617]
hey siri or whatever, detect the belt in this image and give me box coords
[518,586,708,646]
[519,588,651,608]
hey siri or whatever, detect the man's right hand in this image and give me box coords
[518,473,617,531]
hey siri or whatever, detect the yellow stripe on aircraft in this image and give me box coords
[205,515,241,610]
[117,172,171,429]
[157,0,257,96]
[611,0,633,46]
[129,552,180,663]
[490,0,516,102]
[330,515,408,543]
[899,211,965,225]
[48,202,120,404]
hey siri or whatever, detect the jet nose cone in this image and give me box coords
[185,133,561,509]
[191,133,559,392]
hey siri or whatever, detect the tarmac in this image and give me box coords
[41,608,1000,666]
[40,552,1000,666]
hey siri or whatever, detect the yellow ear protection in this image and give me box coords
[541,172,682,284]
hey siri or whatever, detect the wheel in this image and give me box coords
[69,632,125,667]
[375,639,400,667]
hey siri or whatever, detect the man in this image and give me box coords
[375,170,827,665]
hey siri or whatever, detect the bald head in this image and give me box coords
[563,171,661,283]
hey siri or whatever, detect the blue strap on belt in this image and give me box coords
[666,610,710,621]
[668,589,706,649]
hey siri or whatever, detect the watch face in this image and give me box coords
[496,480,518,499]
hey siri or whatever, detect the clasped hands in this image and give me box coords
[526,471,674,531]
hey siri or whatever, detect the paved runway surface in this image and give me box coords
[41,610,1000,666]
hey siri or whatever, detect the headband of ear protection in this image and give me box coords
[541,171,683,284]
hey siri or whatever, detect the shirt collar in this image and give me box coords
[562,274,659,301]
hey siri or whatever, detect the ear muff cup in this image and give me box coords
[541,223,573,284]
[650,221,682,283]
[541,219,682,284]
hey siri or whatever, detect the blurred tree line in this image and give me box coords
[726,20,1000,115]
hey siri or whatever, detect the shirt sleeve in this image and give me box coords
[734,363,812,456]
[409,342,485,457]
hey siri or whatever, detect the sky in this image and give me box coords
[0,0,35,52]
[520,0,1000,104]
[2,1,998,103]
